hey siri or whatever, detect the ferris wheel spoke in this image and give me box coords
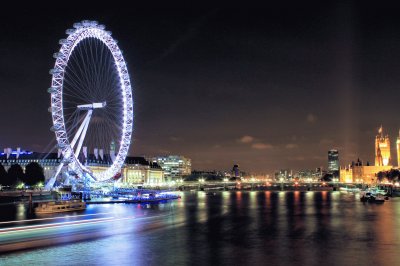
[90,39,104,91]
[97,42,110,92]
[64,72,92,100]
[103,81,121,101]
[64,111,80,132]
[75,43,94,90]
[63,67,86,92]
[67,52,92,94]
[62,87,90,103]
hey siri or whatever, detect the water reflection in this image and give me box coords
[2,191,400,265]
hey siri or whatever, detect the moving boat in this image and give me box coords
[35,200,86,214]
[360,189,387,203]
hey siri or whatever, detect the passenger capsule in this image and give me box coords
[73,22,83,29]
[97,24,105,30]
[50,125,62,131]
[49,69,63,75]
[59,39,68,45]
[53,52,63,59]
[47,87,58,93]
[82,20,91,26]
[66,28,76,35]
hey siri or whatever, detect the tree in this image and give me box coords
[7,164,24,187]
[377,171,387,182]
[387,169,400,182]
[24,162,45,187]
[321,173,333,182]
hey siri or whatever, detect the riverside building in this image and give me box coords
[150,155,191,181]
[0,148,164,185]
[340,126,396,184]
[375,126,391,166]
[328,149,339,177]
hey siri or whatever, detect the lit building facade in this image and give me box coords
[0,149,164,185]
[340,165,392,184]
[328,149,339,176]
[0,150,61,181]
[121,157,164,185]
[274,169,292,181]
[151,155,191,181]
[340,126,394,184]
[294,169,323,182]
[375,126,391,166]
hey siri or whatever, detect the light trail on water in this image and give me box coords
[0,212,114,225]
[0,213,170,236]
[0,216,122,235]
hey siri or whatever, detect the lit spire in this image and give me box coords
[378,125,383,136]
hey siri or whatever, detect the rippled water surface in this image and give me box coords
[1,191,400,265]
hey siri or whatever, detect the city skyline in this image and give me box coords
[2,3,400,172]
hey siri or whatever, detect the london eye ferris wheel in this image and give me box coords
[48,20,133,183]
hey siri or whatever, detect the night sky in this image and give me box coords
[1,3,400,173]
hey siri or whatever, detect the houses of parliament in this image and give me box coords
[340,126,400,183]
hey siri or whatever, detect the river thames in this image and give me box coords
[1,191,400,265]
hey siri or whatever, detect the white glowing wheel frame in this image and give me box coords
[49,21,133,181]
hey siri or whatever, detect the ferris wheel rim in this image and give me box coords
[49,20,133,181]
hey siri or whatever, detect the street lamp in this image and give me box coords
[37,182,44,190]
[198,178,205,190]
[17,182,25,190]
